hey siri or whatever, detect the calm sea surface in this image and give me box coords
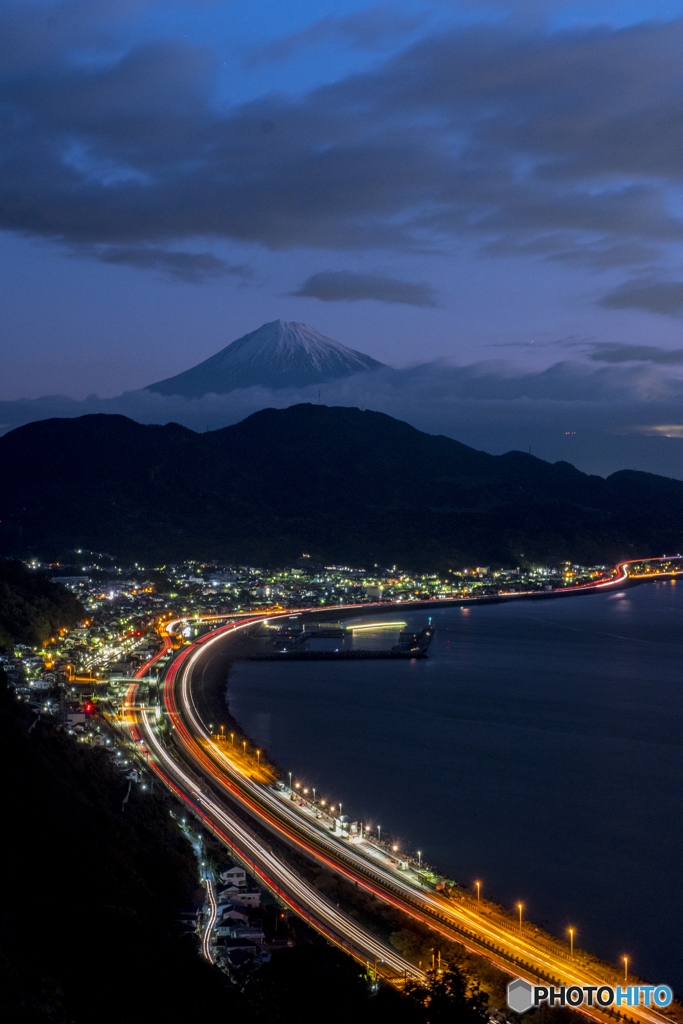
[226,582,683,991]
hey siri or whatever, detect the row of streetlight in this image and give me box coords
[290,777,341,815]
[474,883,629,977]
[227,746,634,983]
[286,776,428,869]
[215,725,261,764]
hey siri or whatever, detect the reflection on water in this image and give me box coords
[227,581,683,990]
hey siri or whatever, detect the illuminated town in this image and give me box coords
[3,552,682,1020]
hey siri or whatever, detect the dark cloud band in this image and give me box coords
[586,343,683,364]
[599,279,683,317]
[3,6,683,288]
[78,246,252,283]
[290,270,438,306]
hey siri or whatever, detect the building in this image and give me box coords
[229,888,261,908]
[219,863,247,887]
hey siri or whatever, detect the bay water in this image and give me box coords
[227,581,683,991]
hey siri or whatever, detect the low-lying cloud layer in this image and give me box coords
[584,343,683,365]
[3,358,683,480]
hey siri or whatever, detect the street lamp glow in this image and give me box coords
[475,880,481,906]
[569,928,575,958]
[518,903,523,929]
[623,956,629,983]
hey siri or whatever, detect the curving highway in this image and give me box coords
[121,557,682,1012]
[124,631,425,983]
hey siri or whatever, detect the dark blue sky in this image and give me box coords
[3,0,683,475]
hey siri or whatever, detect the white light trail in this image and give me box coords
[136,684,422,980]
[202,877,217,963]
[167,612,672,1024]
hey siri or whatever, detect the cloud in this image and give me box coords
[482,235,660,268]
[76,245,252,283]
[246,7,428,67]
[585,343,683,364]
[634,424,683,438]
[289,271,438,306]
[4,5,683,276]
[599,278,683,316]
[546,241,660,269]
[3,358,683,480]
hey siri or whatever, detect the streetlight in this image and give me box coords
[256,749,261,764]
[378,825,381,844]
[518,903,523,930]
[312,787,316,801]
[243,740,246,755]
[623,957,629,983]
[230,732,234,745]
[569,928,574,958]
[475,881,481,906]
[418,851,422,867]
[288,771,292,790]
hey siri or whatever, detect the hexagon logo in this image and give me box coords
[507,978,534,1014]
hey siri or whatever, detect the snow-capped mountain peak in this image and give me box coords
[146,319,385,397]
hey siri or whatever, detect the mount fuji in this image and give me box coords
[146,319,386,397]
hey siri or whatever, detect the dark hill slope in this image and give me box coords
[0,559,85,649]
[1,405,682,567]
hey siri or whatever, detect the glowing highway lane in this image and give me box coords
[124,633,424,983]
[163,611,676,1024]
[123,557,681,1011]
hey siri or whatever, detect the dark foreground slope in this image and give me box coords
[0,682,236,1022]
[0,681,497,1024]
[1,404,682,567]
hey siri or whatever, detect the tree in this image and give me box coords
[405,966,490,1024]
[0,559,85,649]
